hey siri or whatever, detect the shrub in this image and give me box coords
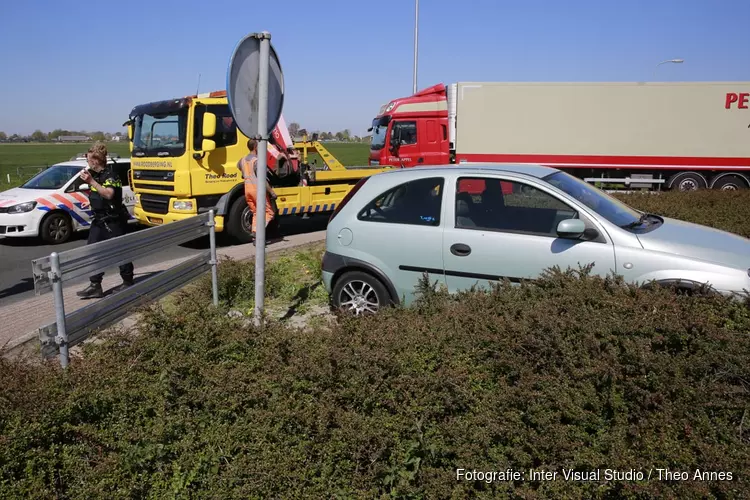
[613,190,750,238]
[1,265,748,498]
[187,244,325,312]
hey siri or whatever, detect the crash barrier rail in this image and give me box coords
[31,210,220,368]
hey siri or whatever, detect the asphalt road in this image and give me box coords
[0,214,329,308]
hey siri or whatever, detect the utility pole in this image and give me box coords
[413,0,419,94]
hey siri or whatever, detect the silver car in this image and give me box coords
[322,164,750,314]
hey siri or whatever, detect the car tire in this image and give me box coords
[225,195,253,244]
[332,270,389,315]
[40,212,72,244]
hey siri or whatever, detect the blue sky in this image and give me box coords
[1,0,748,137]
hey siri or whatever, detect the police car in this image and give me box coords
[0,155,136,244]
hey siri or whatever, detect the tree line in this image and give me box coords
[287,123,370,143]
[0,130,124,142]
[0,123,369,144]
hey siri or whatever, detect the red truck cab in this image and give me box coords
[369,83,451,168]
[369,83,506,194]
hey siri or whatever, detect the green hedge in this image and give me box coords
[1,264,748,498]
[613,190,750,238]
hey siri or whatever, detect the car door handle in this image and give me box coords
[450,243,471,256]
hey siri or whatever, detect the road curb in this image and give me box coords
[1,235,326,361]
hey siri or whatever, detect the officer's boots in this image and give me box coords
[77,283,104,299]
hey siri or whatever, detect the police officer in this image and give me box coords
[76,142,134,299]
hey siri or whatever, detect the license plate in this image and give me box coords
[149,217,163,225]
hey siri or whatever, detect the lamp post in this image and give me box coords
[413,0,418,94]
[654,58,684,80]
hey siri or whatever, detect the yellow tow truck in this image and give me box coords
[124,90,390,243]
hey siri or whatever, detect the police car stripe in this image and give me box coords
[51,194,76,210]
[61,206,90,226]
[70,192,88,204]
[36,198,57,210]
[33,195,91,226]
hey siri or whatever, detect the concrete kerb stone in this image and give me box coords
[1,231,327,362]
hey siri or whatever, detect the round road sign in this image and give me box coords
[226,32,284,139]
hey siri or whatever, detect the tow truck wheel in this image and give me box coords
[40,212,72,245]
[226,196,254,244]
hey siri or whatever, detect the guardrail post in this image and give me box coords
[208,210,219,306]
[50,252,69,368]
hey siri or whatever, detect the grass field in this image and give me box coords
[299,142,370,168]
[0,142,132,191]
[0,142,369,191]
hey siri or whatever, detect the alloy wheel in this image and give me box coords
[338,280,380,315]
[50,217,69,242]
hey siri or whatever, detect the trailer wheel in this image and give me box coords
[225,196,254,244]
[710,173,749,191]
[667,172,707,191]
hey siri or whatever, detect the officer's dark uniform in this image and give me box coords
[76,162,134,299]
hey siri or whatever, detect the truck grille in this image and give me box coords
[133,170,175,181]
[134,182,174,192]
[140,193,170,214]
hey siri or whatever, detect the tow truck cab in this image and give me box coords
[125,90,299,241]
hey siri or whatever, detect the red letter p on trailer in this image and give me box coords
[725,93,738,109]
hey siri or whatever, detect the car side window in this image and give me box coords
[358,176,444,226]
[114,162,131,187]
[193,104,238,149]
[455,177,578,237]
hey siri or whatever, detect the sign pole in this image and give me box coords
[253,32,271,326]
[226,30,284,327]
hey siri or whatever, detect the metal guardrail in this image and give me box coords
[31,211,219,368]
[32,213,212,295]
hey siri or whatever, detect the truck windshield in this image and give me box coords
[132,110,187,157]
[542,171,644,228]
[370,118,388,151]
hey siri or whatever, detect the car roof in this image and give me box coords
[49,158,130,168]
[373,163,559,179]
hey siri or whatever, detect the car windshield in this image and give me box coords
[542,171,644,228]
[20,164,81,190]
[132,109,187,157]
[370,118,388,151]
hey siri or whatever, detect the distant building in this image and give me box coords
[57,135,91,142]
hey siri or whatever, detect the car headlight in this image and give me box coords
[172,200,194,210]
[7,201,36,214]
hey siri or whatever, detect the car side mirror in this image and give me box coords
[202,112,217,138]
[78,183,90,191]
[201,139,216,152]
[556,218,586,239]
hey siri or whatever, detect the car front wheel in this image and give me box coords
[40,212,72,244]
[332,271,389,315]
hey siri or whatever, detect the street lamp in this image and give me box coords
[654,58,684,80]
[413,0,418,94]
